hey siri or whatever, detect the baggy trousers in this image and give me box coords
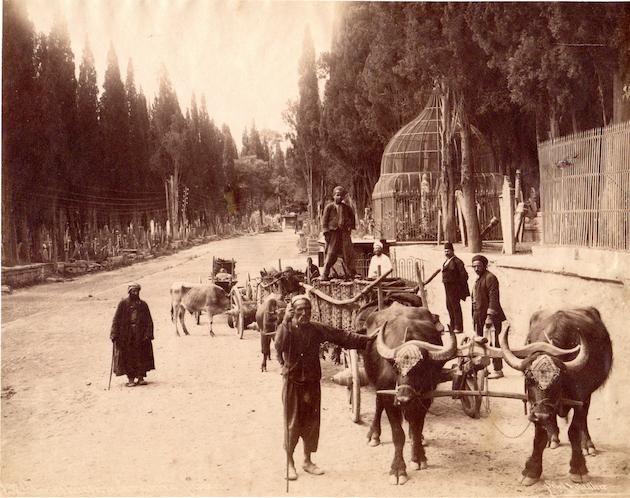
[283,379,321,455]
[444,282,464,332]
[322,229,355,277]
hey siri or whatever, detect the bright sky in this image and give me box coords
[21,0,337,142]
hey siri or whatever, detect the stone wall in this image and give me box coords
[392,242,630,413]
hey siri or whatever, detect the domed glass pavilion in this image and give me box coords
[372,93,502,242]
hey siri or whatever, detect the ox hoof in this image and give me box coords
[519,476,539,486]
[420,461,428,470]
[549,440,560,450]
[583,445,597,457]
[569,473,589,484]
[368,437,380,447]
[389,473,408,485]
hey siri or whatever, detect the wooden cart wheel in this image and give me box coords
[230,287,245,339]
[346,349,361,423]
[456,361,482,419]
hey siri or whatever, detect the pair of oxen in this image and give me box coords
[257,287,612,486]
[353,298,612,486]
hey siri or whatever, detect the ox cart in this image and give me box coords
[228,262,303,340]
[211,256,237,293]
[191,256,238,325]
[305,268,495,423]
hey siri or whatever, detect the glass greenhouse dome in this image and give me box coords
[372,93,502,241]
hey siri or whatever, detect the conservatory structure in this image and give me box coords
[372,93,503,242]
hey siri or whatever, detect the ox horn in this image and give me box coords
[563,328,589,373]
[499,325,527,371]
[375,322,396,360]
[403,331,457,362]
[507,342,581,358]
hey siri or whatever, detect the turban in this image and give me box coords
[333,186,346,195]
[291,294,311,306]
[373,241,383,250]
[471,255,488,266]
[444,241,454,251]
[128,282,141,291]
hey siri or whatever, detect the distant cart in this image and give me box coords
[228,260,301,340]
[211,256,238,293]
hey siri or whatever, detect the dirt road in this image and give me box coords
[2,232,629,496]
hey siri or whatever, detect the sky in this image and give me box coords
[21,0,338,142]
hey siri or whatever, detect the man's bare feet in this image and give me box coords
[302,462,324,475]
[286,464,297,481]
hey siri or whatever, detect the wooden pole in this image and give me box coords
[415,261,429,310]
[377,266,383,310]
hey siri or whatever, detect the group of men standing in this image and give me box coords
[427,242,506,379]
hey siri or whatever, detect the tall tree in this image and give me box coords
[36,16,78,259]
[75,39,102,235]
[320,3,382,212]
[100,44,128,200]
[2,0,38,263]
[76,41,100,178]
[150,66,185,235]
[222,124,239,218]
[296,26,323,223]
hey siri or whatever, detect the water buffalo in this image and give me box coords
[499,307,613,486]
[255,293,286,372]
[363,302,456,485]
[170,282,231,336]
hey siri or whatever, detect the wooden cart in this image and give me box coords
[305,268,498,422]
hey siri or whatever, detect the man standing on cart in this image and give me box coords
[321,186,356,281]
[275,295,373,481]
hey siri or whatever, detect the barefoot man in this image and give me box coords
[275,295,374,480]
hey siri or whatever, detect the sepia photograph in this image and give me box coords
[2,1,630,496]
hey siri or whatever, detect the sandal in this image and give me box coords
[135,379,147,385]
[125,382,136,387]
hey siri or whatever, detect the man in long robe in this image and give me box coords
[110,283,155,387]
[275,295,373,480]
[321,186,356,280]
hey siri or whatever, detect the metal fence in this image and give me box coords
[538,121,630,252]
[393,256,425,281]
[373,172,503,242]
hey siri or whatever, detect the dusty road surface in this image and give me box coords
[2,231,629,496]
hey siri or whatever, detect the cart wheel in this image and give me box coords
[457,363,482,419]
[347,349,361,423]
[230,287,245,339]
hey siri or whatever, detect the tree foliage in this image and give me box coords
[1,1,291,264]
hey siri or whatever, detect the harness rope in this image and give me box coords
[489,417,532,439]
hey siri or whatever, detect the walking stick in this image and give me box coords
[108,343,114,390]
[285,385,289,493]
